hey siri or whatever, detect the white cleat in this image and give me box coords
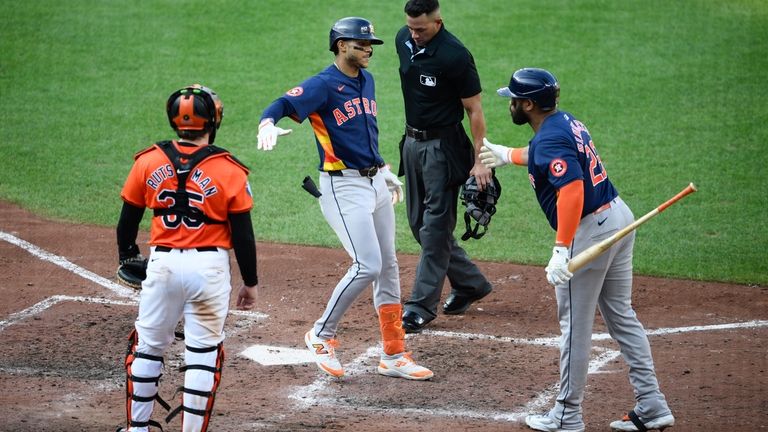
[610,412,675,431]
[377,352,434,380]
[525,413,585,432]
[304,330,344,378]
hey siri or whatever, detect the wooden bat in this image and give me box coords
[567,183,698,273]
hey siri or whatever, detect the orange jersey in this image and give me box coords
[121,141,252,249]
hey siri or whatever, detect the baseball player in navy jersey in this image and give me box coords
[256,17,433,381]
[480,68,674,432]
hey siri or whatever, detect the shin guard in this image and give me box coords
[165,343,224,432]
[378,304,405,356]
[124,329,170,431]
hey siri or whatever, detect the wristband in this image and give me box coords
[511,148,525,165]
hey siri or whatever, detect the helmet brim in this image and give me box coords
[497,87,518,98]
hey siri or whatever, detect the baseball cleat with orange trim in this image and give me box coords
[377,352,433,380]
[304,330,344,378]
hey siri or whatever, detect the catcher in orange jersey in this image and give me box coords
[115,84,258,432]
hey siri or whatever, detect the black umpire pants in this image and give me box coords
[402,133,491,320]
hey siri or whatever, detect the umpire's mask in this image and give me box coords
[460,175,502,241]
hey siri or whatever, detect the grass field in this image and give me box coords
[1,0,766,284]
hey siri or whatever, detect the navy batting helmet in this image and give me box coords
[497,68,560,111]
[329,17,384,52]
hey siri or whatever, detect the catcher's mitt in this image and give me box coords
[117,256,147,290]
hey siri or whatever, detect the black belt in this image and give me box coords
[327,165,382,178]
[405,123,460,141]
[154,246,219,253]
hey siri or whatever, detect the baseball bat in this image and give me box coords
[567,183,697,273]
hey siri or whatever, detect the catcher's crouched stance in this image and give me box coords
[116,85,259,432]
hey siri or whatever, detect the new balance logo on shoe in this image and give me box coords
[311,343,328,355]
[304,330,344,378]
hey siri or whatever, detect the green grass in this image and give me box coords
[1,0,766,285]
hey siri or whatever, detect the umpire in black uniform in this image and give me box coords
[396,0,493,333]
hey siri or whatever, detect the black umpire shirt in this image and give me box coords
[395,25,482,130]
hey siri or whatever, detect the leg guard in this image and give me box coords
[165,343,224,432]
[123,329,170,431]
[379,304,405,356]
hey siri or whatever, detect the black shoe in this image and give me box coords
[442,284,493,315]
[402,310,431,333]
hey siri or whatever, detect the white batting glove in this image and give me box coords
[480,137,511,168]
[545,246,574,286]
[257,119,292,151]
[380,166,404,204]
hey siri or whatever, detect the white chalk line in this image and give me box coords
[290,345,622,422]
[290,320,768,423]
[5,231,767,424]
[1,231,137,298]
[422,319,768,346]
[0,295,134,331]
[0,231,268,331]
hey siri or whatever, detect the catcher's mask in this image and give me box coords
[460,175,502,241]
[166,84,224,143]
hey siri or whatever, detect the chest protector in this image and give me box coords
[152,140,228,225]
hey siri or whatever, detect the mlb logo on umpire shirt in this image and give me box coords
[420,75,437,87]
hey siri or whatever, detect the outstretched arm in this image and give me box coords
[257,98,295,150]
[480,137,528,168]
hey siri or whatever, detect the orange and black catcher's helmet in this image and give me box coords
[166,84,224,143]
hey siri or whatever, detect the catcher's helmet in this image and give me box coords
[497,68,560,111]
[329,17,384,52]
[460,175,502,241]
[166,84,223,135]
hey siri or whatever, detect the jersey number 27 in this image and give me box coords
[584,140,607,187]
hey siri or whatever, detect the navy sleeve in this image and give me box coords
[260,98,297,125]
[535,137,584,190]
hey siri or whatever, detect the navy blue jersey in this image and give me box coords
[527,111,618,230]
[277,64,383,171]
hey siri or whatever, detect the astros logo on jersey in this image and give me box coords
[550,159,567,177]
[286,86,304,97]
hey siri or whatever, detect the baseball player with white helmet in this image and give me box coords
[481,68,674,432]
[257,17,433,381]
[116,84,259,431]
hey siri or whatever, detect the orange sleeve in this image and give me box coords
[555,180,584,246]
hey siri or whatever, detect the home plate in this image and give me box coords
[240,345,315,366]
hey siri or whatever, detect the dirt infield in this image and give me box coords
[0,200,766,431]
